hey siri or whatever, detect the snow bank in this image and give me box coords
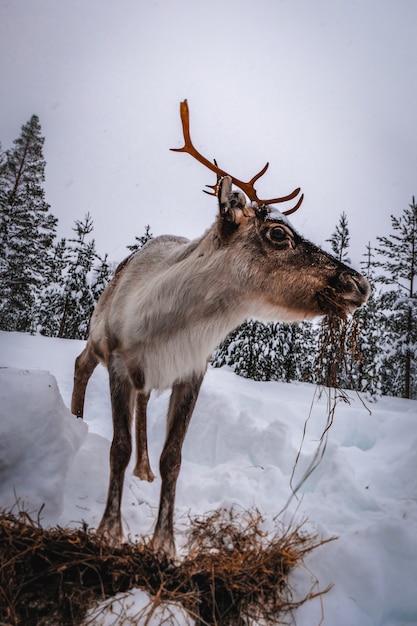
[0,367,86,522]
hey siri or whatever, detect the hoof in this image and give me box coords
[96,519,123,546]
[133,464,155,482]
[152,532,176,560]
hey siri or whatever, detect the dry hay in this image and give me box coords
[316,314,361,388]
[0,507,334,626]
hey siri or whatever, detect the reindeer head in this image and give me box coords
[172,100,370,321]
[216,175,370,321]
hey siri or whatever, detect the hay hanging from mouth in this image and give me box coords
[0,507,334,626]
[316,314,361,389]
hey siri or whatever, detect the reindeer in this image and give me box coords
[71,100,370,558]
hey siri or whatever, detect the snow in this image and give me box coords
[1,330,417,625]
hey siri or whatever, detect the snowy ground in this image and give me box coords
[1,330,416,626]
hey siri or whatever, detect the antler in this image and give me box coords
[171,100,304,215]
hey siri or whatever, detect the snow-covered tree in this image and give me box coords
[57,213,97,339]
[270,321,317,383]
[349,243,384,396]
[212,319,318,384]
[326,211,351,263]
[35,237,70,337]
[0,116,57,332]
[374,198,417,399]
[0,142,7,282]
[212,320,274,381]
[91,253,112,302]
[37,214,106,340]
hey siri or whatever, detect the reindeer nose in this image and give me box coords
[339,271,371,303]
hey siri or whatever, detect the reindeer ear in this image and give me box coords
[218,176,247,224]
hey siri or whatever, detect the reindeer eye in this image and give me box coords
[269,226,287,242]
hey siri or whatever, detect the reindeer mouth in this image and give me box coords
[343,273,371,309]
[316,289,350,318]
[345,300,364,315]
[317,272,371,318]
[344,297,367,313]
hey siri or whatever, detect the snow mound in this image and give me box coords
[0,367,87,521]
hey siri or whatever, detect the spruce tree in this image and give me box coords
[326,211,351,263]
[0,142,7,282]
[127,225,153,252]
[91,253,112,302]
[212,320,273,381]
[211,323,240,370]
[269,321,317,383]
[37,214,101,339]
[58,213,97,340]
[36,237,70,336]
[0,116,57,332]
[374,198,417,398]
[37,226,111,339]
[212,319,318,385]
[350,243,384,396]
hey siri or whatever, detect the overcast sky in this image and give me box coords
[1,0,416,265]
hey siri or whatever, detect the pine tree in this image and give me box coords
[37,214,102,340]
[326,211,351,263]
[0,142,7,282]
[211,324,238,370]
[212,320,273,381]
[374,198,417,399]
[229,320,257,380]
[212,319,318,384]
[127,225,153,252]
[58,213,97,339]
[35,237,70,336]
[349,243,384,396]
[91,253,112,302]
[0,116,57,332]
[269,321,317,383]
[37,225,111,339]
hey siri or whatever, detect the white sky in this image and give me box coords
[1,0,416,265]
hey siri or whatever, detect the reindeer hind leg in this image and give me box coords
[71,344,99,418]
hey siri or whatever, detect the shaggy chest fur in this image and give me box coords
[95,235,246,392]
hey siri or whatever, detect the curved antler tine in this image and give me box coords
[203,185,217,197]
[171,101,230,182]
[282,193,304,216]
[203,159,223,197]
[259,187,302,207]
[248,162,269,185]
[170,100,191,153]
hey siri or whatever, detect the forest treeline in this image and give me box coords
[1,117,416,399]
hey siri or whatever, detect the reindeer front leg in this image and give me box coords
[152,372,204,558]
[133,390,155,482]
[97,353,133,543]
